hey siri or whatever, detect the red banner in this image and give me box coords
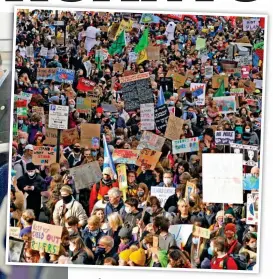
[77,77,96,92]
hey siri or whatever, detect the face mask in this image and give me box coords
[125,207,132,214]
[20,138,27,144]
[62,195,72,204]
[192,237,199,245]
[163,178,172,185]
[69,104,75,109]
[189,200,195,207]
[95,247,106,255]
[249,242,257,249]
[19,81,23,85]
[169,101,175,106]
[18,120,24,124]
[68,228,76,236]
[27,171,36,178]
[225,217,233,224]
[92,151,97,157]
[74,148,80,153]
[90,229,99,236]
[137,192,145,198]
[11,169,17,177]
[245,128,251,133]
[69,243,76,252]
[208,246,214,256]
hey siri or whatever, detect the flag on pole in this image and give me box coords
[108,30,126,56]
[103,134,117,179]
[214,80,225,97]
[134,28,149,54]
[156,86,166,107]
[136,49,148,65]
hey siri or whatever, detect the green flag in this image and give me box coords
[108,30,126,56]
[134,28,149,54]
[214,80,225,97]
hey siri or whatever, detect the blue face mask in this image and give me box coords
[91,151,97,157]
[208,246,214,256]
[169,101,175,106]
[95,247,106,255]
[192,237,199,245]
[90,229,99,237]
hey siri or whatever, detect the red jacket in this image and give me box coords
[211,254,238,270]
[89,180,119,214]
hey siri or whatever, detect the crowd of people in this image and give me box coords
[9,9,263,270]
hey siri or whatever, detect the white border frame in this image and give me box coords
[5,6,268,275]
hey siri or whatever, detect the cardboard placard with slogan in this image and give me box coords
[69,161,102,191]
[166,71,186,89]
[230,88,244,97]
[147,46,160,61]
[212,75,229,88]
[44,128,58,146]
[190,83,206,106]
[113,63,124,73]
[165,114,184,140]
[213,96,236,114]
[192,225,210,239]
[136,149,162,170]
[77,78,96,92]
[80,123,101,149]
[61,128,79,146]
[9,227,21,239]
[172,137,199,154]
[137,131,166,151]
[76,97,92,113]
[112,149,140,165]
[32,146,56,166]
[151,187,176,207]
[31,221,63,255]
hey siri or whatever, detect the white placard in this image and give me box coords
[215,131,235,145]
[169,224,193,249]
[172,137,199,154]
[48,104,69,130]
[202,154,243,204]
[243,18,260,31]
[151,186,175,207]
[140,103,155,130]
[40,46,48,57]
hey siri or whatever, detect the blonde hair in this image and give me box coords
[99,235,114,249]
[70,236,94,259]
[87,215,101,228]
[49,163,60,176]
[22,209,35,225]
[108,212,123,231]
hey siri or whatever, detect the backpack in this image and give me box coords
[222,254,248,270]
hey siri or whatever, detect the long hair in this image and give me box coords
[70,236,94,259]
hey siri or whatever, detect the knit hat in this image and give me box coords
[118,227,132,239]
[24,144,34,151]
[216,210,224,220]
[60,185,73,196]
[119,249,133,262]
[26,162,36,171]
[102,167,111,176]
[129,248,146,266]
[225,207,235,217]
[224,223,236,233]
[96,107,103,114]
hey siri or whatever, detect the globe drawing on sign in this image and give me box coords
[59,73,68,79]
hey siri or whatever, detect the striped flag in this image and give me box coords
[103,134,117,179]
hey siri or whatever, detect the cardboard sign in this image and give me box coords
[246,192,259,225]
[230,144,259,167]
[212,75,229,88]
[77,78,96,92]
[113,63,124,73]
[31,221,62,255]
[243,19,259,31]
[147,46,160,61]
[136,149,162,170]
[172,137,199,154]
[185,181,196,200]
[119,72,150,83]
[215,131,235,145]
[76,97,92,113]
[213,96,236,113]
[190,83,206,106]
[169,225,193,249]
[165,114,184,140]
[116,164,128,191]
[202,154,243,204]
[224,68,241,75]
[140,103,155,131]
[44,128,58,146]
[32,146,56,166]
[151,187,176,207]
[167,71,186,89]
[61,128,79,146]
[230,88,244,97]
[9,227,21,239]
[154,104,170,134]
[192,226,210,239]
[238,80,256,94]
[54,68,75,84]
[80,123,100,149]
[69,161,102,191]
[48,104,69,130]
[112,149,140,165]
[137,131,166,151]
[205,66,213,79]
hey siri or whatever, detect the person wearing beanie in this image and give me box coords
[209,209,225,238]
[128,248,146,267]
[119,246,138,266]
[17,162,44,219]
[224,222,242,255]
[117,226,136,253]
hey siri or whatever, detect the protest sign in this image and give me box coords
[137,131,166,151]
[151,187,176,207]
[230,88,244,97]
[113,63,124,73]
[31,221,62,255]
[140,13,156,24]
[243,174,259,191]
[116,164,128,192]
[190,83,206,106]
[18,92,32,105]
[212,75,229,88]
[254,79,263,89]
[213,96,236,113]
[169,225,193,249]
[61,128,79,146]
[172,137,199,154]
[77,77,96,92]
[76,97,92,113]
[129,52,138,63]
[215,131,235,145]
[238,79,256,94]
[44,128,58,146]
[246,192,259,225]
[166,71,186,89]
[235,55,250,67]
[192,226,210,239]
[80,123,101,149]
[230,143,259,167]
[140,103,155,130]
[37,68,57,80]
[202,154,243,204]
[9,238,24,262]
[185,181,196,200]
[112,149,140,165]
[136,149,162,170]
[241,66,250,78]
[26,46,34,57]
[147,46,160,61]
[243,18,260,31]
[48,104,69,130]
[69,161,102,191]
[205,66,213,79]
[160,76,173,93]
[39,46,48,56]
[32,146,56,166]
[196,38,206,50]
[54,68,75,84]
[165,115,184,140]
[9,227,21,239]
[154,105,170,134]
[17,107,28,117]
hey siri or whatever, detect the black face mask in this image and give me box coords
[74,148,81,153]
[60,171,66,176]
[62,195,73,204]
[225,217,234,224]
[189,200,195,207]
[137,192,145,198]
